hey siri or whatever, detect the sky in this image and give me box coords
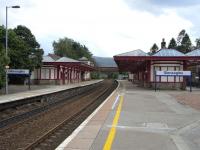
[0,0,200,57]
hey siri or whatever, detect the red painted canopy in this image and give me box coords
[114,49,200,72]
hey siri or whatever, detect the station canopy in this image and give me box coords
[114,49,200,72]
[42,55,94,71]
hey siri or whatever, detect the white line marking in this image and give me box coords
[55,81,120,150]
[111,94,120,110]
[171,135,191,150]
[170,120,200,150]
[175,120,200,135]
[106,125,175,133]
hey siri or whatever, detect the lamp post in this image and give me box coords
[5,5,20,94]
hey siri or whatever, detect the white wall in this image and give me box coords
[84,71,91,80]
[128,73,133,80]
[32,67,57,80]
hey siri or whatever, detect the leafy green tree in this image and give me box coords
[0,25,43,71]
[14,25,40,48]
[0,25,43,84]
[0,45,7,88]
[168,38,177,49]
[53,37,92,60]
[0,26,8,88]
[7,29,28,69]
[150,43,159,54]
[13,25,44,71]
[110,72,118,79]
[91,72,100,79]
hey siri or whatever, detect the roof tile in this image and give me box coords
[42,56,55,62]
[56,57,79,63]
[186,49,200,56]
[153,49,185,57]
[115,49,148,56]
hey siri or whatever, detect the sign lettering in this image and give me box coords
[7,69,30,75]
[156,71,191,76]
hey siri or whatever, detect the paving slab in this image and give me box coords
[56,85,118,150]
[57,80,200,150]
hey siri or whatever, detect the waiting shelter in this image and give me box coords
[31,54,94,85]
[114,49,200,89]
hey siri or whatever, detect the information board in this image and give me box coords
[156,71,191,76]
[155,70,192,92]
[7,69,30,75]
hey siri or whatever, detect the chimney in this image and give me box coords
[161,38,166,49]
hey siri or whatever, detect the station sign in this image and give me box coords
[7,69,30,75]
[156,71,191,76]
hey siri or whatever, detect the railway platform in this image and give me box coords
[56,80,200,150]
[0,80,102,104]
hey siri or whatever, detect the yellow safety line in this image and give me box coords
[103,96,124,150]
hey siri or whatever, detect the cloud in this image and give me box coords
[124,0,200,12]
[0,0,195,57]
[124,0,200,40]
[149,0,200,7]
[176,5,200,38]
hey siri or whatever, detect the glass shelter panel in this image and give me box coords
[168,66,175,82]
[161,66,167,82]
[154,66,160,82]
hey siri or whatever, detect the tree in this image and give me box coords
[14,25,40,48]
[150,43,159,54]
[53,37,92,60]
[180,33,192,53]
[195,38,200,49]
[168,38,177,49]
[7,29,29,69]
[0,26,8,88]
[0,25,44,84]
[0,45,7,88]
[177,29,186,46]
[13,25,44,71]
[176,30,192,53]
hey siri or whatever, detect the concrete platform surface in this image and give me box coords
[0,80,102,104]
[56,80,200,150]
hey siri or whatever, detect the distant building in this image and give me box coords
[78,57,94,80]
[31,54,94,85]
[92,56,118,78]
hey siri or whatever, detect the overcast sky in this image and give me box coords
[1,0,200,57]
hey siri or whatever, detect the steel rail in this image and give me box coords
[24,81,116,150]
[0,82,103,129]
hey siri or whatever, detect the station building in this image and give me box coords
[31,54,94,85]
[114,49,200,89]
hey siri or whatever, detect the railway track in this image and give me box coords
[0,80,117,150]
[0,81,99,129]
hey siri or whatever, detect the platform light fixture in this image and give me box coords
[5,5,20,94]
